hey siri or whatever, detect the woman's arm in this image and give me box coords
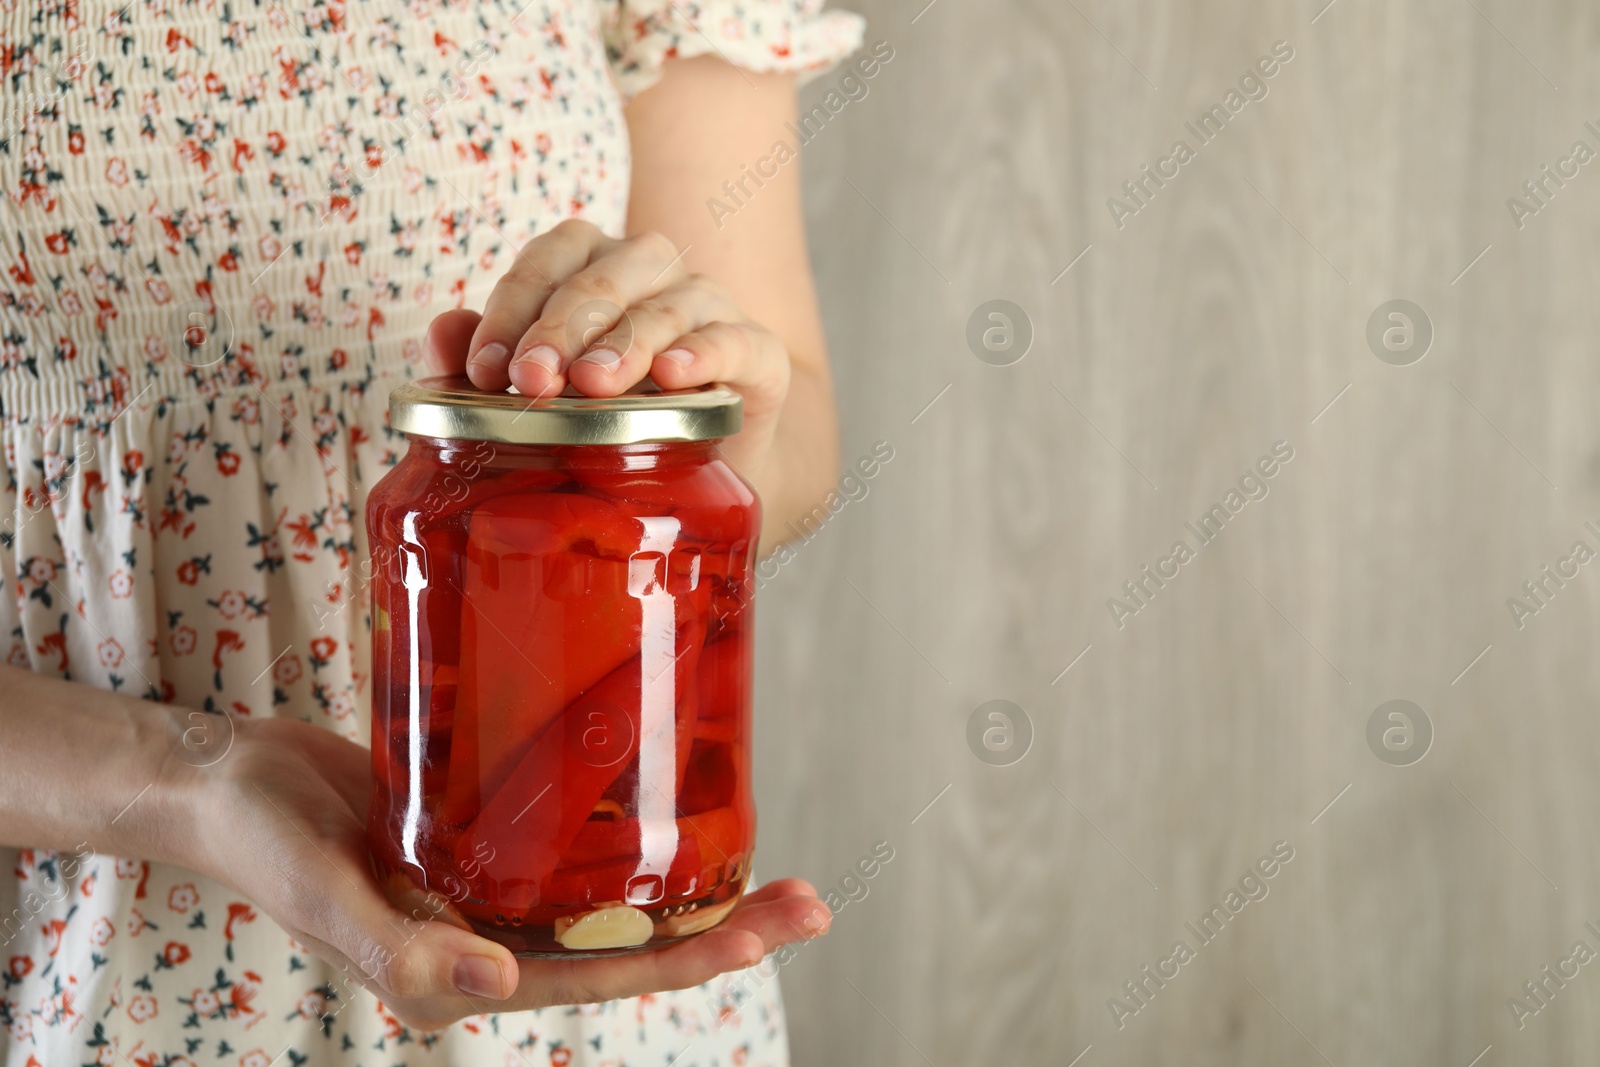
[428,57,840,550]
[0,666,827,1030]
[0,665,200,862]
[623,56,840,547]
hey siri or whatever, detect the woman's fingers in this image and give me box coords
[602,890,830,1001]
[282,829,519,1009]
[649,318,792,423]
[465,219,607,391]
[507,230,690,398]
[713,886,832,946]
[504,886,831,1009]
[551,272,790,416]
[734,877,822,905]
[430,225,781,410]
[424,308,483,376]
[560,274,730,398]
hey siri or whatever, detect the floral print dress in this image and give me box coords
[0,0,862,1063]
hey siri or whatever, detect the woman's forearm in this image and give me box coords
[0,665,201,865]
[747,356,840,549]
[622,56,841,553]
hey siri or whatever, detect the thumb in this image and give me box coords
[306,850,519,1004]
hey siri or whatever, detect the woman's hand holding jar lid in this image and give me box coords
[422,219,797,539]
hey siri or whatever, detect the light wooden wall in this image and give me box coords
[752,1,1600,1064]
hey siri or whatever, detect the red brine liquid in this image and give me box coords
[366,436,759,955]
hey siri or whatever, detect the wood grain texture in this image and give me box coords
[747,1,1600,1064]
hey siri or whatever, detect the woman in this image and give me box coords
[0,0,860,1062]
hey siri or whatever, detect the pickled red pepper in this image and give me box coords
[457,619,708,908]
[441,493,649,823]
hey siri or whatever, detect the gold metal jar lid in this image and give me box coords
[388,376,743,445]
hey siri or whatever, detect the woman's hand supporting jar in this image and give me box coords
[0,668,829,1032]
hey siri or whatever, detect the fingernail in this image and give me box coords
[803,906,831,936]
[512,344,561,375]
[469,342,509,371]
[576,347,621,372]
[659,348,695,368]
[452,955,509,1000]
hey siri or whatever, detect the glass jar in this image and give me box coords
[366,377,759,956]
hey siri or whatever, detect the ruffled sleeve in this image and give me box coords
[599,0,867,101]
